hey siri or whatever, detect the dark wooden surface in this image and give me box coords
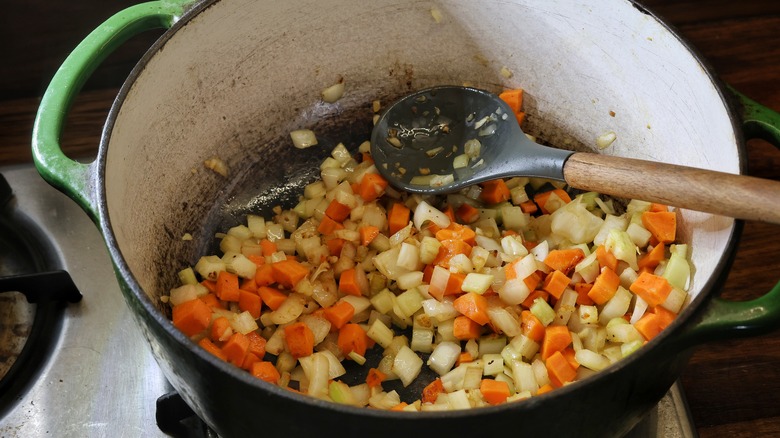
[1,1,779,436]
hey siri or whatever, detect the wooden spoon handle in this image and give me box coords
[563,152,780,224]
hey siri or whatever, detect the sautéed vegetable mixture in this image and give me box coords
[165,89,690,411]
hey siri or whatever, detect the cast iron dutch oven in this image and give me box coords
[32,0,780,436]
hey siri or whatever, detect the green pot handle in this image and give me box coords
[673,88,780,348]
[31,0,196,223]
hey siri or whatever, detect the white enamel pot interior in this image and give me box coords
[99,0,741,436]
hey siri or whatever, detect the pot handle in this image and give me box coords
[31,0,196,222]
[673,88,780,348]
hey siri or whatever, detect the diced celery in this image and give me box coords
[510,185,530,205]
[594,214,628,247]
[530,297,556,326]
[478,334,507,356]
[177,267,198,286]
[482,353,504,376]
[621,339,644,357]
[508,334,539,360]
[395,288,424,317]
[486,306,521,337]
[329,381,356,405]
[663,244,690,289]
[605,229,639,270]
[553,288,579,326]
[500,205,529,231]
[462,273,494,294]
[606,317,644,343]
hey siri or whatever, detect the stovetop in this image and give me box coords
[0,164,697,437]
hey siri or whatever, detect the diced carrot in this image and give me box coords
[216,270,240,302]
[456,203,481,224]
[338,268,367,296]
[634,313,664,341]
[422,378,445,403]
[587,267,621,305]
[422,263,435,284]
[198,337,227,361]
[562,347,580,370]
[524,271,543,292]
[366,367,387,388]
[442,205,456,223]
[390,402,409,411]
[284,321,315,359]
[444,272,467,296]
[361,152,374,164]
[453,292,490,326]
[240,277,258,293]
[480,179,511,204]
[325,237,345,257]
[544,248,585,276]
[595,245,618,272]
[499,89,524,113]
[246,331,267,358]
[573,283,595,306]
[638,242,666,270]
[356,173,388,202]
[337,323,369,357]
[359,225,380,246]
[521,310,545,342]
[251,361,281,384]
[453,315,483,340]
[533,189,571,214]
[521,289,549,309]
[317,214,344,235]
[432,239,473,267]
[255,263,276,287]
[456,351,475,366]
[653,305,677,329]
[480,379,511,405]
[172,298,212,337]
[201,279,217,294]
[519,200,538,214]
[542,269,571,300]
[630,272,673,307]
[514,111,526,126]
[649,203,669,212]
[238,290,263,319]
[260,239,278,257]
[247,254,266,267]
[241,352,261,371]
[200,293,224,309]
[257,286,288,310]
[271,259,310,288]
[210,316,232,342]
[221,332,250,366]
[323,300,355,329]
[641,211,677,244]
[325,199,352,222]
[540,325,572,360]
[435,222,477,246]
[546,350,577,388]
[536,383,554,395]
[388,202,411,236]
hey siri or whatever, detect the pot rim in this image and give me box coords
[94,0,745,418]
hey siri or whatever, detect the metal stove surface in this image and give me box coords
[0,164,696,437]
[0,165,170,437]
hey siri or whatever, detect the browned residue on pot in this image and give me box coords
[387,61,415,90]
